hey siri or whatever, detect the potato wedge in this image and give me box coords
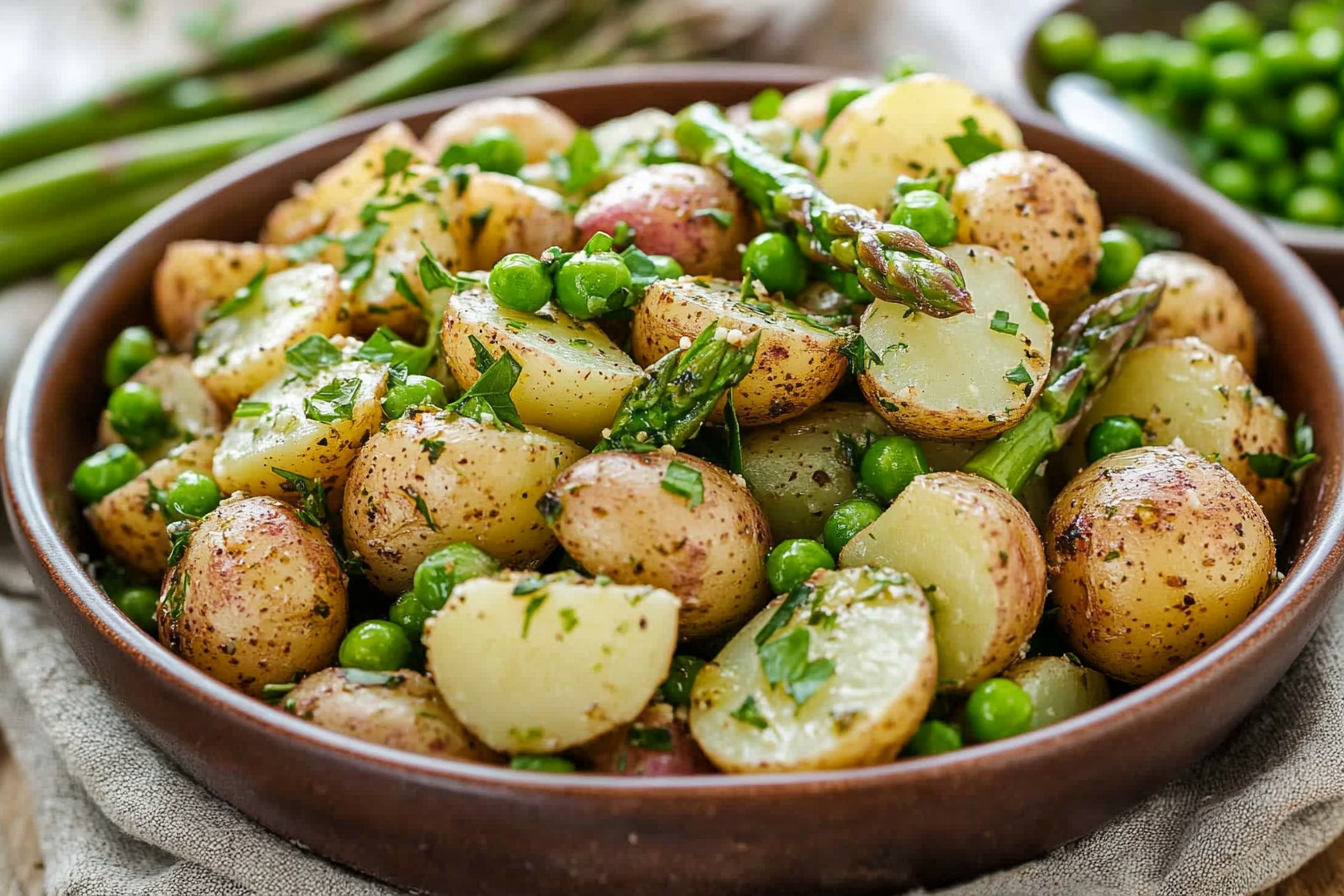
[159,495,348,696]
[689,566,937,773]
[85,437,220,577]
[153,241,293,351]
[1059,338,1292,533]
[856,244,1052,440]
[1002,656,1109,731]
[98,356,224,464]
[544,451,772,640]
[342,412,586,594]
[447,172,578,270]
[632,278,848,426]
[442,285,643,445]
[1134,251,1258,375]
[422,97,578,165]
[840,471,1047,691]
[424,571,679,753]
[191,263,351,408]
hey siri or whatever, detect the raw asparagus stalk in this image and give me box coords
[595,321,760,453]
[674,102,972,318]
[961,281,1165,495]
[525,0,759,70]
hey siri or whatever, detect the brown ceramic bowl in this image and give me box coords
[5,64,1344,895]
[1017,0,1344,294]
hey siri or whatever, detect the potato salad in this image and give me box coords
[74,73,1313,775]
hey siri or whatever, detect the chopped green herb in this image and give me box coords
[510,755,574,772]
[165,520,193,567]
[1030,299,1050,322]
[420,438,446,463]
[759,628,810,688]
[402,486,438,530]
[162,570,189,620]
[359,192,421,226]
[786,657,836,707]
[284,234,332,263]
[537,492,562,527]
[468,334,496,374]
[692,208,733,229]
[1104,550,1121,561]
[1005,363,1033,389]
[467,206,492,242]
[261,683,297,705]
[449,349,524,430]
[303,377,361,424]
[725,391,743,476]
[550,129,602,194]
[206,265,265,322]
[627,725,674,751]
[521,593,548,638]
[749,87,784,120]
[285,334,342,379]
[418,248,457,293]
[729,695,769,729]
[559,607,579,633]
[272,468,327,527]
[839,334,882,375]
[233,401,269,419]
[381,147,414,187]
[816,146,830,177]
[1248,413,1320,480]
[337,223,388,293]
[391,271,425,311]
[755,584,812,647]
[513,576,547,596]
[660,460,704,507]
[945,116,1004,166]
[356,326,433,375]
[990,309,1019,336]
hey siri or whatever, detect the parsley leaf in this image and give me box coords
[749,87,784,120]
[1031,299,1050,322]
[381,147,414,187]
[729,695,769,730]
[207,264,265,322]
[337,223,388,293]
[660,460,704,507]
[759,627,810,688]
[418,248,456,293]
[725,391,743,476]
[627,725,674,751]
[945,116,1005,166]
[755,584,812,647]
[1005,363,1033,389]
[550,129,601,194]
[621,244,661,295]
[468,334,496,374]
[839,334,882,375]
[785,657,835,707]
[402,486,438,530]
[272,468,328,527]
[692,208,733,229]
[285,335,342,379]
[356,326,433,375]
[1247,413,1319,480]
[420,438,446,463]
[304,377,361,424]
[449,349,524,430]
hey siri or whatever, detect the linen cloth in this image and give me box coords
[5,1,1344,894]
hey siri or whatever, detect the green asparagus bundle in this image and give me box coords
[962,281,1165,495]
[673,102,972,318]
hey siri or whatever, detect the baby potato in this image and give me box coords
[778,77,878,134]
[739,402,892,541]
[1059,339,1292,533]
[575,702,714,776]
[840,472,1047,692]
[544,451,772,640]
[690,566,937,773]
[856,244,1052,440]
[1134,251,1258,375]
[153,241,293,351]
[213,343,388,508]
[422,96,578,164]
[950,151,1103,309]
[1048,446,1277,685]
[97,356,224,464]
[85,437,220,577]
[820,74,1024,212]
[631,278,848,426]
[191,263,351,408]
[1001,656,1110,731]
[575,164,754,279]
[159,496,348,696]
[262,121,424,245]
[442,285,644,445]
[446,172,578,270]
[424,571,680,754]
[342,412,585,594]
[283,667,500,763]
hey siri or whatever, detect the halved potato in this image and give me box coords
[689,566,937,773]
[191,263,351,408]
[424,571,679,753]
[447,172,578,270]
[856,244,1052,440]
[442,285,644,446]
[631,278,848,426]
[839,471,1047,692]
[422,97,578,165]
[98,356,224,464]
[153,241,293,351]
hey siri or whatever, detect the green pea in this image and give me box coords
[965,678,1034,743]
[71,444,145,504]
[901,720,963,756]
[818,266,873,303]
[1205,158,1260,204]
[1260,30,1313,84]
[103,326,159,389]
[1201,97,1248,143]
[822,499,884,557]
[889,190,958,247]
[1036,12,1100,72]
[510,755,575,772]
[164,470,222,520]
[658,655,707,708]
[389,591,432,642]
[859,436,930,503]
[1303,145,1342,184]
[554,251,635,319]
[1184,2,1263,52]
[824,78,871,127]
[113,585,159,635]
[1158,40,1213,98]
[1307,26,1344,73]
[648,254,684,280]
[469,126,526,176]
[766,539,835,595]
[1210,50,1269,98]
[1235,125,1288,165]
[1085,416,1145,463]
[1286,183,1344,224]
[1093,229,1145,292]
[107,382,169,450]
[413,543,501,611]
[382,375,448,419]
[1292,0,1342,34]
[1091,33,1158,88]
[741,232,809,297]
[339,619,413,672]
[1264,163,1302,209]
[1289,81,1343,138]
[489,253,553,313]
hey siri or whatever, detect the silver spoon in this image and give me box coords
[1046,72,1198,174]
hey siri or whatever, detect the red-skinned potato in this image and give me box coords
[576,702,714,776]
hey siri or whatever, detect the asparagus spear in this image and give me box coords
[961,281,1165,495]
[674,102,972,318]
[595,321,760,453]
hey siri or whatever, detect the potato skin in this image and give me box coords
[448,172,578,270]
[544,451,772,640]
[951,151,1103,309]
[423,96,578,165]
[159,496,348,696]
[1047,446,1277,684]
[154,241,293,351]
[574,702,713,776]
[283,668,500,763]
[1134,251,1258,375]
[575,164,754,279]
[342,412,586,594]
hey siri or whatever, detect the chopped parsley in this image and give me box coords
[337,222,389,293]
[749,87,784,120]
[468,334,496,374]
[755,584,811,647]
[449,349,524,430]
[1104,550,1121,561]
[839,334,882,375]
[945,116,1005,166]
[232,400,270,419]
[419,438,446,463]
[990,309,1019,336]
[1005,362,1033,389]
[627,725,674,751]
[1030,299,1050,322]
[402,486,438,530]
[272,468,327,527]
[207,265,265,322]
[692,208,733,229]
[285,334,342,379]
[356,326,433,375]
[380,147,414,188]
[165,520,194,566]
[1247,413,1319,481]
[391,270,425,311]
[559,607,579,633]
[660,460,704,507]
[284,234,332,263]
[521,592,548,638]
[303,377,361,424]
[725,391,743,476]
[729,695,769,730]
[549,129,602,194]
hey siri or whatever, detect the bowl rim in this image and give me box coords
[7,61,1344,799]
